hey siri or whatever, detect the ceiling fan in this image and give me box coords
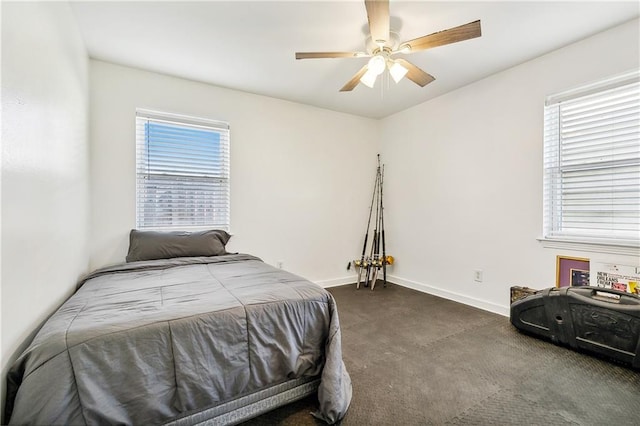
[295,0,481,92]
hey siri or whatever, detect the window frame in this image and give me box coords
[540,70,640,256]
[135,109,230,231]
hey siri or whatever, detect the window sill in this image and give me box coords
[537,238,640,257]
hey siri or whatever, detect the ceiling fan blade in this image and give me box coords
[395,58,435,87]
[400,20,481,53]
[365,0,390,45]
[340,65,369,92]
[296,52,363,60]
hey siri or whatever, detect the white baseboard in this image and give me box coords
[315,276,355,288]
[388,274,510,317]
[314,274,510,317]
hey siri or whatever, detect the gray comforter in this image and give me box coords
[6,254,351,424]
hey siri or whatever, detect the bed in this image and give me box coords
[5,230,352,425]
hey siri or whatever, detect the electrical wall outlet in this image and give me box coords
[474,270,483,282]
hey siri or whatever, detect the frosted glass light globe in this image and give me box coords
[367,55,386,75]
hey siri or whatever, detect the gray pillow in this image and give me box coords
[126,229,231,262]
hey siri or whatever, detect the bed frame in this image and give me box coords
[166,377,320,425]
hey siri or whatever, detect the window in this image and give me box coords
[543,70,639,249]
[135,110,230,230]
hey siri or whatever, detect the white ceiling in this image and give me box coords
[70,1,639,119]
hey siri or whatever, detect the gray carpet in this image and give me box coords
[242,283,639,425]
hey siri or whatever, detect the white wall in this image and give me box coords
[1,1,90,420]
[1,12,637,425]
[89,60,378,284]
[381,18,640,315]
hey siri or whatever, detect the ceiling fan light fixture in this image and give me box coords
[367,54,386,76]
[360,69,378,88]
[294,1,481,93]
[389,60,408,83]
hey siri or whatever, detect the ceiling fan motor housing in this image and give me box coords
[365,31,401,55]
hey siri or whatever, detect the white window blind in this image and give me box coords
[135,110,230,230]
[543,70,640,247]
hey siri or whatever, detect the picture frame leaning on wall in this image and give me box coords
[556,256,590,288]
